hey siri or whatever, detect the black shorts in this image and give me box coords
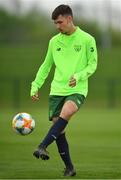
[49,93,85,121]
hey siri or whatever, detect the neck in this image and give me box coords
[66,25,76,35]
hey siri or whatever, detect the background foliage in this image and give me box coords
[0,7,120,109]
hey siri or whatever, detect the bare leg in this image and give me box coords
[60,100,78,120]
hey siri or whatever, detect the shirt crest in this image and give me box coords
[74,45,81,52]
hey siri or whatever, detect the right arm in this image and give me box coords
[31,40,53,98]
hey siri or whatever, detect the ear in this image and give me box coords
[67,15,72,22]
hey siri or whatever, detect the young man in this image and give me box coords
[31,4,97,177]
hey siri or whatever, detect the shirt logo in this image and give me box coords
[74,45,81,52]
[56,48,61,51]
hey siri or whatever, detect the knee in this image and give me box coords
[60,100,78,120]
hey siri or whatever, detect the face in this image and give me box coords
[54,15,72,34]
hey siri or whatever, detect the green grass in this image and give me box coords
[0,107,121,179]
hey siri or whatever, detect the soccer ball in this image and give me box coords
[12,112,35,135]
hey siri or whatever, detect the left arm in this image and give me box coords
[73,37,98,82]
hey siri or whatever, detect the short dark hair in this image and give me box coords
[52,4,73,20]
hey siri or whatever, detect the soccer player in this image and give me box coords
[31,4,97,177]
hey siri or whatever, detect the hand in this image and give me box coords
[31,92,39,101]
[69,76,76,87]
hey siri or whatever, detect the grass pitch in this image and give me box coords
[0,107,120,179]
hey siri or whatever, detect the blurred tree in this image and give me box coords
[0,3,120,109]
[0,7,53,43]
[0,5,120,46]
[10,0,21,15]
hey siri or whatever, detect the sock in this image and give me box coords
[56,133,73,170]
[39,117,68,148]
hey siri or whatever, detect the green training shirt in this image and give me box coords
[31,26,97,97]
